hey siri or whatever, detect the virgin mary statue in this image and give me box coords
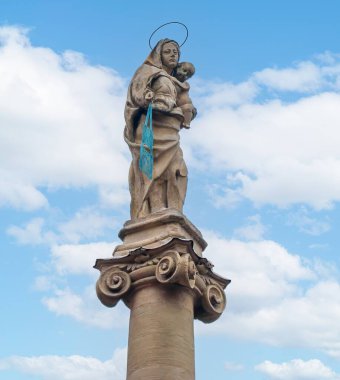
[124,39,194,220]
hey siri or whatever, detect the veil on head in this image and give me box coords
[144,39,181,69]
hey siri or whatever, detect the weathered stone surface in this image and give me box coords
[124,39,197,220]
[126,285,195,380]
[95,235,229,323]
[95,211,230,379]
[114,208,207,257]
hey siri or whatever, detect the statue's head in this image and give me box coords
[161,41,180,73]
[144,39,180,74]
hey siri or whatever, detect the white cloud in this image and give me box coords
[221,280,340,357]
[36,239,126,329]
[0,348,127,380]
[198,232,340,358]
[33,275,55,292]
[192,78,258,108]
[253,54,340,93]
[57,208,116,244]
[7,208,116,245]
[11,210,123,326]
[233,214,266,241]
[0,26,129,211]
[201,231,314,313]
[0,177,48,210]
[6,210,124,328]
[32,239,122,327]
[43,285,128,329]
[51,241,114,276]
[98,185,131,208]
[255,359,340,380]
[186,55,340,210]
[254,61,322,92]
[7,217,56,245]
[287,207,330,236]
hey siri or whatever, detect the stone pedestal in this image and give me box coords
[114,209,207,257]
[95,209,230,380]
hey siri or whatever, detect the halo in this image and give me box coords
[148,21,189,50]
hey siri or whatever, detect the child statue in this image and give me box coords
[173,62,197,129]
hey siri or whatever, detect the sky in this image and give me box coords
[1,0,340,379]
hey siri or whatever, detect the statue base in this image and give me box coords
[114,208,207,257]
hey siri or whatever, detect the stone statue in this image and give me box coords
[124,39,197,220]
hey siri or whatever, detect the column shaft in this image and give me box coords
[126,284,195,380]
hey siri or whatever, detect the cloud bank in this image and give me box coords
[0,348,127,380]
[199,232,340,358]
[256,358,340,380]
[0,26,129,211]
[2,26,340,212]
[186,53,340,210]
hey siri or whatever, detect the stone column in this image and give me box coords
[95,209,229,380]
[126,284,195,379]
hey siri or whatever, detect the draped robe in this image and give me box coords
[124,39,191,220]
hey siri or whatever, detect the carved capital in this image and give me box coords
[156,251,196,288]
[95,238,230,323]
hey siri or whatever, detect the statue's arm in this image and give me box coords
[182,93,197,120]
[146,76,176,112]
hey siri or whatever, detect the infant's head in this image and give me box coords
[174,62,195,82]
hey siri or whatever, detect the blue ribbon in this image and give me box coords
[139,103,153,179]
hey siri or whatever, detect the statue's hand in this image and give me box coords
[144,90,154,102]
[152,102,169,112]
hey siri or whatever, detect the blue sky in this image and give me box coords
[1,1,340,379]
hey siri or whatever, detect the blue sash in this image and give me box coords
[139,103,153,179]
